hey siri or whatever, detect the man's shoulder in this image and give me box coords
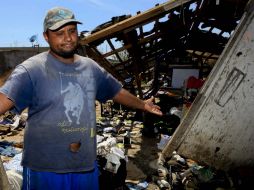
[78,55,95,64]
[20,52,48,71]
[25,51,48,63]
[78,55,102,70]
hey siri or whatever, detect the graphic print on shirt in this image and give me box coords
[61,81,84,124]
[58,71,96,136]
[59,72,95,124]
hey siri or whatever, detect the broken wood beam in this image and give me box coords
[80,0,192,45]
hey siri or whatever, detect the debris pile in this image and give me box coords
[1,104,254,190]
[0,111,27,137]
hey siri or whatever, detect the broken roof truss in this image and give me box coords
[78,0,249,98]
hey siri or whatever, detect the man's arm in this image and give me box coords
[0,93,14,115]
[112,88,163,116]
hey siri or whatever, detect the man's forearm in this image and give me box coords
[0,93,14,115]
[113,88,163,116]
[112,88,145,110]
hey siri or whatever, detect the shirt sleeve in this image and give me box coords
[95,65,122,103]
[0,65,33,113]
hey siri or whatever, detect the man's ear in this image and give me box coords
[43,32,49,43]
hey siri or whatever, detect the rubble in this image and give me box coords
[0,101,254,190]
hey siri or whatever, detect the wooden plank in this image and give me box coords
[80,0,192,45]
[86,47,125,82]
[102,32,163,58]
[102,45,131,58]
[106,39,124,63]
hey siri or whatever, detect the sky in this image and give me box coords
[0,0,168,47]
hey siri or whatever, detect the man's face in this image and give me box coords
[43,24,79,58]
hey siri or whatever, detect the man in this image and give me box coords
[0,7,162,190]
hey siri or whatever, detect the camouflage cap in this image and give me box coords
[43,7,82,32]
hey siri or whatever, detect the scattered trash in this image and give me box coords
[157,134,171,150]
[1,104,253,190]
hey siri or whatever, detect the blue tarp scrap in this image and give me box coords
[0,141,20,157]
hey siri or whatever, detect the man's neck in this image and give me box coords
[49,50,75,64]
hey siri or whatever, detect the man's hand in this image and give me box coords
[113,89,163,116]
[143,96,163,116]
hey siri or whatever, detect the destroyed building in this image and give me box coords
[1,0,254,189]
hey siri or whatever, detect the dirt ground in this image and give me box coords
[0,71,161,189]
[125,132,161,189]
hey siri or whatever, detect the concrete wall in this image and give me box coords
[0,47,48,75]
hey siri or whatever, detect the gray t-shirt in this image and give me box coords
[0,51,122,173]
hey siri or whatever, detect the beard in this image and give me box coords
[50,43,78,58]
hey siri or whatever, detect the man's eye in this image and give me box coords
[56,32,64,36]
[69,29,76,33]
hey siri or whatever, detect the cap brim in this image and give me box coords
[48,19,82,31]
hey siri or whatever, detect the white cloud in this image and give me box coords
[87,0,125,15]
[87,0,104,7]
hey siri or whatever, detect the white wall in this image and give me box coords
[171,68,199,88]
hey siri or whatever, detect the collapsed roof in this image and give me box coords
[78,0,250,98]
